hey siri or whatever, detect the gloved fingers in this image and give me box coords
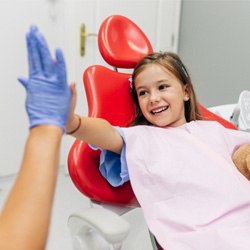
[27,26,42,76]
[34,29,54,77]
[17,77,29,89]
[55,48,67,85]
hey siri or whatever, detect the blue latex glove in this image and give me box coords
[18,26,71,132]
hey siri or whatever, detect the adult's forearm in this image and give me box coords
[0,125,62,250]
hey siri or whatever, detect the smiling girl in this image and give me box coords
[67,52,250,250]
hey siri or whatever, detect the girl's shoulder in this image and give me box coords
[188,119,225,128]
[120,120,223,131]
[118,120,225,136]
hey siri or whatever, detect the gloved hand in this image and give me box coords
[18,25,71,133]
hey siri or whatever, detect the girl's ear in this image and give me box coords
[183,85,190,101]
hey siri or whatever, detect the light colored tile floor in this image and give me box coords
[0,169,153,250]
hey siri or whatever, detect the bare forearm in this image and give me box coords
[67,115,123,154]
[0,126,62,250]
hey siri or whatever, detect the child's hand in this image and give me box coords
[65,83,79,134]
[232,144,250,181]
[18,26,71,133]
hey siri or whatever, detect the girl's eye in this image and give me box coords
[138,90,147,96]
[159,84,168,90]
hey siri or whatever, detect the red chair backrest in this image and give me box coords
[67,15,237,207]
[68,66,138,206]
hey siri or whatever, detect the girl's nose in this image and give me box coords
[149,91,160,103]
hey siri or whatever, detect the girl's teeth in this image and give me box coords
[152,107,167,114]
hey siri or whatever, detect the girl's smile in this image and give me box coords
[150,105,169,115]
[134,64,189,127]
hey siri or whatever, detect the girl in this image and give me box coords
[66,52,250,250]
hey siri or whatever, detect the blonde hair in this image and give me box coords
[130,52,202,126]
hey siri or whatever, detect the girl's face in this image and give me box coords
[134,64,189,127]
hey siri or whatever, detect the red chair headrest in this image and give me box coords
[98,15,153,68]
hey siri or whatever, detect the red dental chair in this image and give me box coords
[67,15,237,250]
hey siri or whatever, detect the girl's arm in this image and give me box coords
[66,85,124,154]
[0,125,62,250]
